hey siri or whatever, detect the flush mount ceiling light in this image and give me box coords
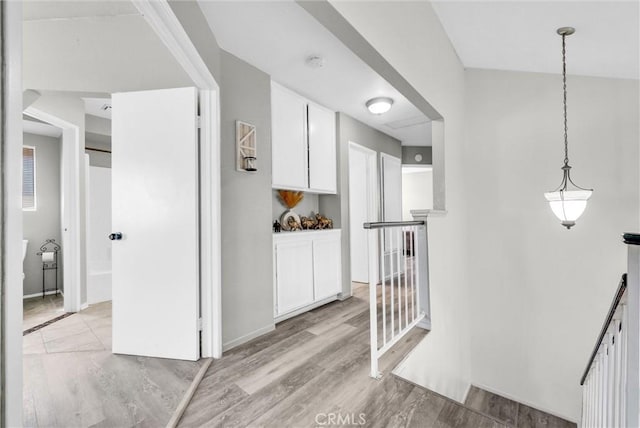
[544,27,593,230]
[366,97,394,115]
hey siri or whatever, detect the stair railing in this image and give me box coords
[580,232,640,427]
[364,220,429,379]
[580,274,627,428]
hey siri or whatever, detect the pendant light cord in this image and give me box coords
[562,33,569,167]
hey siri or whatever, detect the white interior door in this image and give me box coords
[112,87,200,361]
[349,144,377,283]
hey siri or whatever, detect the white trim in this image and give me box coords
[274,295,340,323]
[80,302,89,311]
[462,383,473,404]
[23,290,63,300]
[223,324,275,352]
[417,317,431,330]
[135,0,222,359]
[131,1,218,91]
[410,209,448,218]
[3,2,25,425]
[470,382,579,424]
[348,141,379,291]
[24,107,83,314]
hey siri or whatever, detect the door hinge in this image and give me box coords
[197,317,203,331]
[196,116,202,128]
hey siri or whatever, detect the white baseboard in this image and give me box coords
[275,295,339,323]
[80,302,89,310]
[23,290,62,299]
[222,324,275,352]
[417,317,431,330]
[470,382,578,424]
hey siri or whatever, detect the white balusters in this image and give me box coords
[580,276,630,428]
[367,222,427,379]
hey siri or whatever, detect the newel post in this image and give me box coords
[623,233,640,428]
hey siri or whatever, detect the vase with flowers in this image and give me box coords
[277,190,304,231]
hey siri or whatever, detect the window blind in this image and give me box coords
[23,146,36,210]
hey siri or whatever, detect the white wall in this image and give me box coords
[402,167,433,221]
[329,0,471,402]
[23,14,191,93]
[464,69,639,420]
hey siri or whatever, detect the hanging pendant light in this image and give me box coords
[544,27,593,229]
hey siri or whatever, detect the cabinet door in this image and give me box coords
[275,239,314,315]
[313,234,342,301]
[308,103,337,193]
[271,83,308,190]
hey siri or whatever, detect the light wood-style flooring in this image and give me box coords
[464,386,576,428]
[177,286,509,428]
[23,301,204,427]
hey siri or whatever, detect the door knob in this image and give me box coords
[109,232,123,241]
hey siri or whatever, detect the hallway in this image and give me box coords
[178,291,503,427]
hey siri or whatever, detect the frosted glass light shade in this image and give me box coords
[544,190,592,229]
[366,97,393,114]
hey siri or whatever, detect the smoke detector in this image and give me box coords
[305,55,325,69]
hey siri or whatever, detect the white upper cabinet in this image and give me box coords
[308,102,337,193]
[271,83,308,190]
[271,82,337,194]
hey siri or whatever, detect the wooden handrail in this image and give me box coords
[580,274,627,386]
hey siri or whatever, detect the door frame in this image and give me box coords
[348,141,379,293]
[133,0,222,359]
[23,107,83,314]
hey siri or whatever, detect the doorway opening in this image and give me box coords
[348,142,378,291]
[14,1,222,425]
[21,115,66,333]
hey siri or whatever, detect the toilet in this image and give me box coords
[22,240,28,280]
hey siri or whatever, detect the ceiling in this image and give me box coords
[432,1,639,80]
[198,1,431,146]
[23,115,62,138]
[83,97,112,119]
[23,0,138,21]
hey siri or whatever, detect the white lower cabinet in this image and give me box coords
[274,230,342,320]
[274,239,314,315]
[313,235,342,300]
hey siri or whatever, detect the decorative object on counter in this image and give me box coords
[236,120,257,172]
[277,190,305,231]
[273,220,281,233]
[277,190,304,209]
[280,210,302,232]
[287,216,302,231]
[314,213,333,230]
[300,216,316,230]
